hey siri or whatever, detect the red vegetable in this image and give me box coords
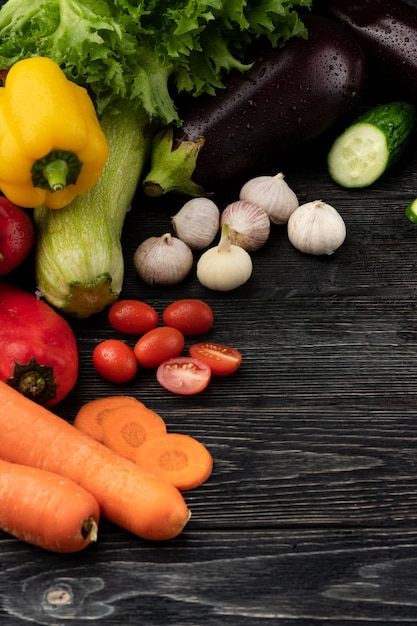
[134,326,185,368]
[162,299,214,335]
[189,342,242,376]
[108,299,159,335]
[92,339,138,383]
[0,197,34,275]
[156,356,211,395]
[0,280,79,406]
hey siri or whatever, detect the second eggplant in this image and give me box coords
[142,14,367,197]
[319,0,417,102]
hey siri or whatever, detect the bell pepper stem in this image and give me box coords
[31,149,82,192]
[42,159,69,192]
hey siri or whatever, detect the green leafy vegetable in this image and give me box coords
[0,0,312,317]
[0,0,312,118]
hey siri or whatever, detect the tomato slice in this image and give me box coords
[189,342,242,376]
[156,357,211,395]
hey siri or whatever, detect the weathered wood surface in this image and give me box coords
[3,4,417,623]
[3,528,417,625]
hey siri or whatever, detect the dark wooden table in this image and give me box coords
[4,13,417,626]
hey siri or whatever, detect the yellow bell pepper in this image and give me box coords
[0,56,109,209]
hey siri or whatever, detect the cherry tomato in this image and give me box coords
[162,299,214,335]
[156,357,211,395]
[189,342,242,376]
[108,299,159,335]
[92,339,138,383]
[133,326,185,368]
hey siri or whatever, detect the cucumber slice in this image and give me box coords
[328,123,389,188]
[328,101,416,188]
[405,198,417,224]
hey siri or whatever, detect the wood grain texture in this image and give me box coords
[3,2,417,622]
[3,528,417,624]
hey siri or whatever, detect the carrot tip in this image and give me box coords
[82,516,99,543]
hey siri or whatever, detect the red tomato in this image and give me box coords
[156,357,211,395]
[189,342,242,376]
[92,339,137,383]
[0,197,35,275]
[133,326,185,368]
[162,299,214,335]
[108,299,159,335]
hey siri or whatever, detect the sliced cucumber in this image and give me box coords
[405,198,417,224]
[328,101,416,188]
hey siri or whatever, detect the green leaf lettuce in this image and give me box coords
[0,0,312,122]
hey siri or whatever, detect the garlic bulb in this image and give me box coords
[287,200,346,255]
[133,233,193,286]
[239,172,299,224]
[172,197,220,250]
[197,224,253,291]
[220,200,270,252]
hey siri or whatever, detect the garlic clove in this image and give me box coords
[172,197,220,250]
[287,200,346,256]
[220,200,270,252]
[133,233,193,286]
[196,224,253,291]
[239,172,299,225]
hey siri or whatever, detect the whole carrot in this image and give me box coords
[0,381,190,541]
[0,458,99,552]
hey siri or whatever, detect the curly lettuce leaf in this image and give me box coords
[0,0,312,121]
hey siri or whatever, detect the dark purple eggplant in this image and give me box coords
[318,0,417,101]
[142,14,367,197]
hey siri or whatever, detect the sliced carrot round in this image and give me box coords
[73,395,143,442]
[135,433,213,491]
[101,404,167,462]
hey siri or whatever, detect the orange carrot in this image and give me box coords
[73,395,144,442]
[101,402,168,462]
[0,381,190,541]
[135,433,213,491]
[0,458,99,552]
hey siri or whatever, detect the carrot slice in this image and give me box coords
[101,404,167,462]
[135,433,213,491]
[73,395,143,442]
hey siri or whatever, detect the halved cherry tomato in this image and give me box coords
[189,342,242,376]
[156,357,211,395]
[108,299,159,335]
[134,326,185,368]
[92,339,137,383]
[162,299,214,335]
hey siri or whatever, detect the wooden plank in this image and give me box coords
[2,528,417,624]
[52,291,417,528]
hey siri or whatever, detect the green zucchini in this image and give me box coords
[34,102,155,319]
[327,101,416,188]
